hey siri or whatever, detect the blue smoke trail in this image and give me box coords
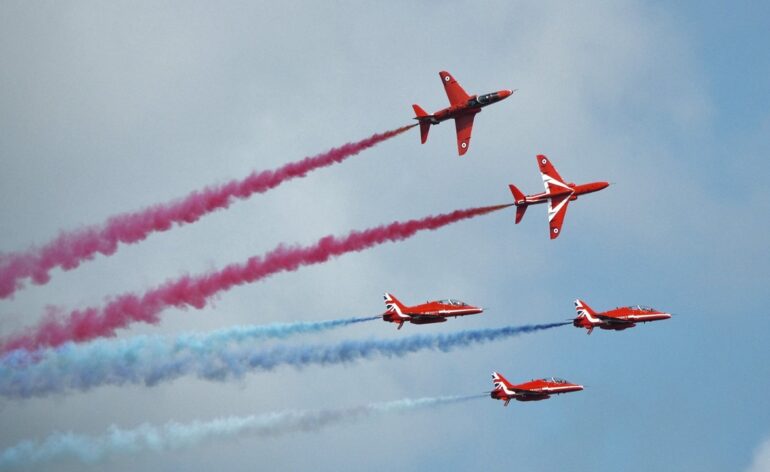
[0,322,568,398]
[0,394,482,469]
[0,315,378,397]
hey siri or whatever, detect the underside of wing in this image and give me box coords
[409,315,447,325]
[454,113,475,156]
[514,390,551,400]
[598,315,635,325]
[548,194,571,239]
[439,71,471,106]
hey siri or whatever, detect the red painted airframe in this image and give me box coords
[509,155,609,239]
[572,299,672,335]
[382,292,483,330]
[490,372,583,407]
[412,71,514,156]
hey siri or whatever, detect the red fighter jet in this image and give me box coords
[509,155,609,239]
[412,71,515,156]
[572,299,672,335]
[490,372,584,407]
[382,292,483,330]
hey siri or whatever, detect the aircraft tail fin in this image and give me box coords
[412,104,429,119]
[412,104,431,144]
[574,299,597,318]
[508,184,526,204]
[384,292,408,316]
[509,185,528,223]
[492,371,513,390]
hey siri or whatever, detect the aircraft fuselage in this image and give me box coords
[428,90,514,125]
[490,373,584,406]
[573,299,672,334]
[381,293,483,329]
[517,181,609,206]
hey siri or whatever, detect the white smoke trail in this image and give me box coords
[0,394,481,469]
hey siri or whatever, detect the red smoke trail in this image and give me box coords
[0,204,512,353]
[0,124,416,299]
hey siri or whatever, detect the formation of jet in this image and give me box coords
[412,71,514,156]
[382,292,483,330]
[572,299,672,335]
[509,155,609,239]
[490,372,583,407]
[396,73,669,410]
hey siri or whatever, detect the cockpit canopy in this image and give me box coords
[476,92,497,105]
[437,299,469,306]
[624,305,656,312]
[541,377,569,383]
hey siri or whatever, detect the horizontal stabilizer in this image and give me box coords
[418,122,430,144]
[515,205,527,224]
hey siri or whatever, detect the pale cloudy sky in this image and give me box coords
[0,1,768,471]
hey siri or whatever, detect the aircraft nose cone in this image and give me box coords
[595,181,610,191]
[498,89,514,99]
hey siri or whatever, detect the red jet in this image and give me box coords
[382,292,483,330]
[490,372,583,407]
[412,71,514,156]
[573,299,672,335]
[509,155,609,239]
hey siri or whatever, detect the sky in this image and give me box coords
[0,1,769,470]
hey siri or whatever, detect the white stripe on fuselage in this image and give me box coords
[590,313,667,324]
[540,385,576,393]
[625,313,668,321]
[438,309,477,315]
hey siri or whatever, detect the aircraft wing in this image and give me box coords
[538,155,571,194]
[407,311,440,317]
[548,194,571,239]
[597,315,635,325]
[454,114,475,156]
[512,389,551,398]
[439,71,471,106]
[409,315,448,325]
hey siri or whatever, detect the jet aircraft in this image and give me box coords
[382,292,482,330]
[412,71,514,156]
[572,299,672,335]
[509,155,609,239]
[490,372,583,407]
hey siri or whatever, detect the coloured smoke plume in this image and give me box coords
[0,124,416,299]
[0,315,380,397]
[0,322,566,398]
[0,203,512,353]
[0,395,480,468]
